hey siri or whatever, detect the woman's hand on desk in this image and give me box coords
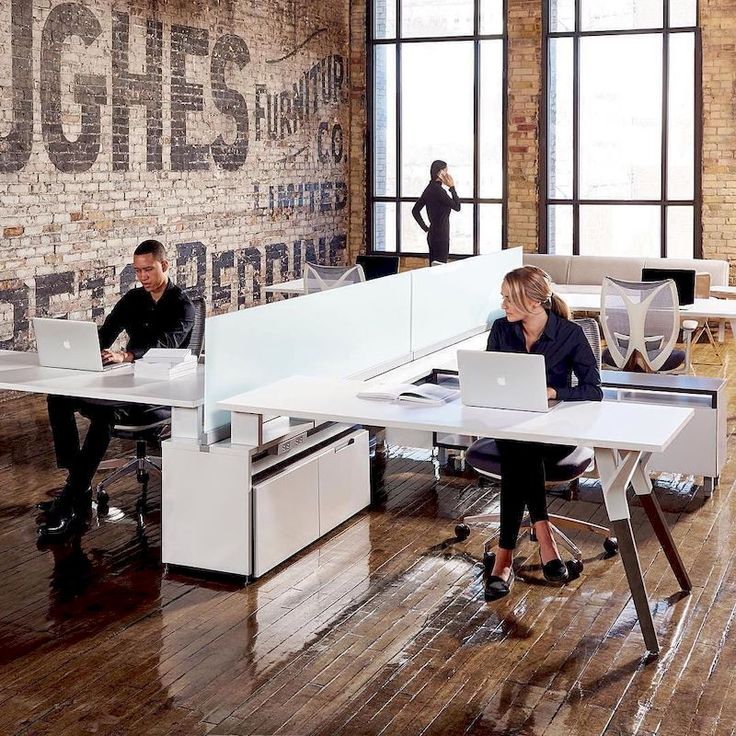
[101,349,132,365]
[546,387,557,400]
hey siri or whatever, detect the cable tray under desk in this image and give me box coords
[251,422,361,481]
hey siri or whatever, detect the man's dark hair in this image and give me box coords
[134,239,167,261]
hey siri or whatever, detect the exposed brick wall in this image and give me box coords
[348,0,367,263]
[0,0,353,349]
[701,0,736,281]
[506,0,542,254]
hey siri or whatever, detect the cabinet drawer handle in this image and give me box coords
[335,437,356,453]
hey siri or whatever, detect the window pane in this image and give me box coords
[374,202,397,252]
[401,41,474,198]
[579,35,662,199]
[548,205,573,255]
[480,0,504,35]
[401,202,429,253]
[374,0,396,38]
[581,0,662,31]
[480,41,503,198]
[549,0,575,32]
[667,206,693,258]
[548,38,573,199]
[579,205,660,257]
[401,0,474,37]
[373,46,396,196]
[479,204,503,252]
[669,0,697,27]
[449,204,474,255]
[668,33,694,200]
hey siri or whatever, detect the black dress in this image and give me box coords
[411,180,461,264]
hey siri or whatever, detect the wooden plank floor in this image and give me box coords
[1,340,735,735]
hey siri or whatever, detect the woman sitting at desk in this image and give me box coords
[485,265,603,600]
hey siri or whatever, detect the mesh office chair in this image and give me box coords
[455,318,618,579]
[600,277,693,373]
[96,296,206,536]
[303,263,365,294]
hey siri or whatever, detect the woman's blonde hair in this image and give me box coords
[503,265,571,320]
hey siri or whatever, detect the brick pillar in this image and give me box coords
[348,0,368,264]
[701,1,736,281]
[507,0,542,253]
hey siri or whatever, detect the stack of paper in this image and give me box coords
[134,348,197,380]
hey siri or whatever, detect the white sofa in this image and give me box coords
[523,253,729,293]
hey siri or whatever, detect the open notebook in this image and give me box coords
[357,383,460,406]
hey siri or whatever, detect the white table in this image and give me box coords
[220,374,694,655]
[0,350,205,443]
[263,277,305,296]
[709,284,736,299]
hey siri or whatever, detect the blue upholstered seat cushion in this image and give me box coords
[601,347,686,372]
[466,438,594,481]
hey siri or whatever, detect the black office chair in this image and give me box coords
[455,318,619,579]
[96,296,206,537]
[355,254,400,280]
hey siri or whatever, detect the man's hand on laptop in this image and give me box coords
[546,387,557,400]
[101,349,132,365]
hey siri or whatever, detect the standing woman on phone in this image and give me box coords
[412,159,461,265]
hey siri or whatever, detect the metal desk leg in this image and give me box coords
[595,447,659,655]
[630,455,692,592]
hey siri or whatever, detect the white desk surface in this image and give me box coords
[220,375,693,454]
[710,285,736,298]
[263,278,305,295]
[561,292,736,320]
[368,332,488,385]
[0,350,204,408]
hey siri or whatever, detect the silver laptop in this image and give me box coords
[33,318,128,372]
[457,350,556,412]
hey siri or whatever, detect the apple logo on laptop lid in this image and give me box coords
[496,376,506,386]
[63,340,71,350]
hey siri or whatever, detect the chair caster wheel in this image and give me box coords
[483,551,496,573]
[603,537,619,555]
[96,488,109,513]
[455,524,470,541]
[566,559,584,579]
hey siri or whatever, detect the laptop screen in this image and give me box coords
[641,268,696,306]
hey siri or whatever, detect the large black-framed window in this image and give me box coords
[541,0,702,258]
[369,0,507,257]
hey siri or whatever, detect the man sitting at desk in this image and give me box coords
[37,240,195,541]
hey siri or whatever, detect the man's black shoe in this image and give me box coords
[36,487,92,516]
[36,488,92,541]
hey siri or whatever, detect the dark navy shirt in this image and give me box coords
[98,280,195,361]
[486,311,603,402]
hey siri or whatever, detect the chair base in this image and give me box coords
[96,439,162,538]
[458,468,619,563]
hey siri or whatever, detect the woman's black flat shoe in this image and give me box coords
[484,570,514,601]
[540,554,570,584]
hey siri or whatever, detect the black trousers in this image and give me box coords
[495,439,576,550]
[47,396,156,497]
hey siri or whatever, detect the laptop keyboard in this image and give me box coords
[102,362,129,372]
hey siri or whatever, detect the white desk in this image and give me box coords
[560,291,736,342]
[263,277,305,296]
[709,284,736,299]
[220,375,694,655]
[0,350,205,443]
